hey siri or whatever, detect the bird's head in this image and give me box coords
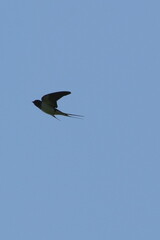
[32,100,41,108]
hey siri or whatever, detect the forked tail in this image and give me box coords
[55,109,84,119]
[65,113,84,119]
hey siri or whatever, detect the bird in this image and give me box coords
[32,91,83,119]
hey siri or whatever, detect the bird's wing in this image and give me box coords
[41,91,71,108]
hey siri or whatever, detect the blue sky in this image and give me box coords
[1,0,160,239]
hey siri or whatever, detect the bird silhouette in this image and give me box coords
[32,91,83,120]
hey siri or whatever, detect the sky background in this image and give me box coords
[1,0,160,239]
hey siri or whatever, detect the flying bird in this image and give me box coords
[32,91,83,119]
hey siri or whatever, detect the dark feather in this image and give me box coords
[41,91,71,108]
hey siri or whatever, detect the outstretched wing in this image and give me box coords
[41,91,71,108]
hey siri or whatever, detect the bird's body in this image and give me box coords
[41,102,56,115]
[32,91,83,119]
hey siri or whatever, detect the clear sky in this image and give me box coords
[1,0,160,239]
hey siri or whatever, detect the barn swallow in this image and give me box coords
[32,91,83,119]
